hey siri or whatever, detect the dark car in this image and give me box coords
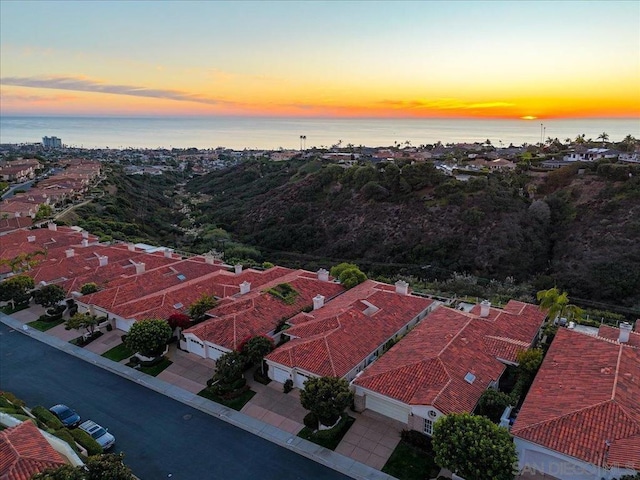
[49,404,81,428]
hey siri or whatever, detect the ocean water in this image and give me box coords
[1,116,638,151]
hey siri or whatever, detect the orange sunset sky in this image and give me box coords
[1,1,639,119]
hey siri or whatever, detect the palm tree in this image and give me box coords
[537,287,582,323]
[597,132,609,146]
[574,134,586,144]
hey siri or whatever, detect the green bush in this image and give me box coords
[283,379,293,393]
[231,377,247,390]
[70,427,103,455]
[304,412,319,430]
[31,406,64,430]
[0,392,25,407]
[53,428,80,452]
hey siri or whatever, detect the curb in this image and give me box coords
[0,313,396,480]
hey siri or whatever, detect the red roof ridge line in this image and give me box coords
[324,335,337,376]
[438,315,474,356]
[429,357,453,408]
[611,345,623,401]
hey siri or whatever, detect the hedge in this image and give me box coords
[70,427,103,455]
[54,428,80,452]
[31,406,64,430]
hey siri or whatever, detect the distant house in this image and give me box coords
[563,148,618,162]
[512,324,640,480]
[352,300,546,430]
[265,280,438,389]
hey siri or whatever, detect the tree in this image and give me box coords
[338,267,367,289]
[240,335,274,374]
[167,313,191,330]
[515,348,543,378]
[66,313,100,337]
[188,294,217,322]
[209,350,246,395]
[33,284,65,308]
[432,413,517,480]
[32,453,135,480]
[299,376,353,427]
[0,249,46,274]
[536,287,582,322]
[476,389,512,423]
[124,318,172,357]
[597,132,609,145]
[0,274,34,308]
[34,203,53,221]
[329,262,359,278]
[80,282,99,295]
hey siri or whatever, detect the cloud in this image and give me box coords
[1,75,237,106]
[378,98,515,110]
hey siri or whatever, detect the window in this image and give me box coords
[424,418,434,436]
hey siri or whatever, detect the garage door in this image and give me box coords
[294,372,309,389]
[365,394,409,423]
[522,450,593,480]
[116,318,134,332]
[206,344,226,361]
[271,366,290,384]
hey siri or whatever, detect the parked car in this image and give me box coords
[79,420,115,450]
[49,404,81,428]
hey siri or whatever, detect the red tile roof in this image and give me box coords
[353,301,545,414]
[185,272,344,351]
[511,328,640,470]
[598,324,640,348]
[0,421,67,480]
[266,280,435,378]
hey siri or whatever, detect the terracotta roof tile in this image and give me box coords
[266,281,435,378]
[353,301,545,414]
[0,421,67,480]
[512,328,640,469]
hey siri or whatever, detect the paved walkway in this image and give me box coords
[1,307,396,480]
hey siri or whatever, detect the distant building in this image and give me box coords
[42,136,62,148]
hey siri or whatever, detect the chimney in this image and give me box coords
[89,304,96,316]
[98,256,108,267]
[395,280,409,296]
[317,268,329,282]
[82,230,89,239]
[65,248,75,258]
[135,262,146,275]
[48,223,57,231]
[619,322,632,343]
[240,281,251,295]
[81,239,89,247]
[234,264,243,275]
[480,300,491,318]
[313,294,325,310]
[14,212,20,218]
[27,235,36,242]
[164,249,173,258]
[204,255,215,265]
[127,243,136,252]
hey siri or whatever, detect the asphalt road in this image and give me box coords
[0,323,348,480]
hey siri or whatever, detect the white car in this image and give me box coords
[79,420,115,450]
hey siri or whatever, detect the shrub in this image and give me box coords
[304,412,319,430]
[283,379,293,393]
[253,367,271,385]
[231,377,247,390]
[401,429,433,452]
[31,406,64,430]
[80,282,99,295]
[70,427,103,455]
[0,391,25,407]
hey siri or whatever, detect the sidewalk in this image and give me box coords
[1,309,396,480]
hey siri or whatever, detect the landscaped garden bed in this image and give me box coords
[101,343,134,362]
[27,317,65,331]
[197,387,256,411]
[69,331,103,346]
[297,413,355,450]
[382,430,441,480]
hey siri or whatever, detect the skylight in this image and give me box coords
[464,372,476,384]
[177,274,186,281]
[173,303,183,309]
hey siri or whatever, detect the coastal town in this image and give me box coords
[1,136,639,480]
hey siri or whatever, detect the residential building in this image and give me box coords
[512,325,640,480]
[265,280,438,389]
[352,300,546,430]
